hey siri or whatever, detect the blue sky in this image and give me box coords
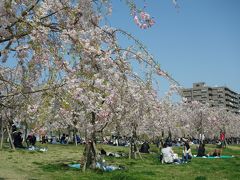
[108,0,240,95]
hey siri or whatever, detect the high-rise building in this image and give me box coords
[181,82,240,114]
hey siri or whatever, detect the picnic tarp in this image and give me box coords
[193,155,234,159]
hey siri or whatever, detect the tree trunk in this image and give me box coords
[82,138,97,171]
[200,111,204,144]
[75,134,78,146]
[129,139,137,159]
[58,130,61,142]
[24,121,28,146]
[168,127,172,142]
[0,116,4,149]
[71,129,77,146]
[6,125,15,150]
[129,124,142,159]
[0,130,4,149]
[99,130,104,143]
[115,123,121,147]
[159,129,164,149]
[82,112,97,171]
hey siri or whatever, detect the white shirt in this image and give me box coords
[161,147,174,163]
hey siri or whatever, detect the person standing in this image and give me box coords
[60,133,66,144]
[220,130,226,148]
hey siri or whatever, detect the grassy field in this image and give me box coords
[0,143,240,180]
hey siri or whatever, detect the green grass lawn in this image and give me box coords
[0,143,240,180]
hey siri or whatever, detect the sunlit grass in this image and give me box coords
[0,143,239,179]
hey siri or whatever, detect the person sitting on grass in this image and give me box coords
[161,143,180,164]
[100,148,107,156]
[13,131,25,148]
[26,133,36,147]
[182,141,192,162]
[197,143,207,157]
[207,148,221,157]
[139,141,150,153]
[212,148,221,157]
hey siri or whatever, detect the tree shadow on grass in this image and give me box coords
[195,176,207,180]
[141,171,156,176]
[32,162,44,165]
[126,161,137,166]
[41,163,65,172]
[110,172,137,180]
[41,163,79,172]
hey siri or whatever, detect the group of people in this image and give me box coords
[38,134,82,144]
[12,131,82,147]
[160,140,224,164]
[59,134,81,144]
[11,123,226,163]
[12,130,36,148]
[138,140,193,164]
[197,141,223,157]
[161,141,192,164]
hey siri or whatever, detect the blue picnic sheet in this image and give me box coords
[68,163,122,171]
[68,164,81,169]
[193,155,234,159]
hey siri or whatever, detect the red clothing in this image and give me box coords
[220,132,225,141]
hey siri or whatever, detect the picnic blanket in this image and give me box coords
[68,163,123,172]
[27,146,48,152]
[193,155,234,159]
[68,164,81,169]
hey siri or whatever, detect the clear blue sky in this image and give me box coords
[107,0,240,95]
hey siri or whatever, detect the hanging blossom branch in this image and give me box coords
[0,83,66,99]
[126,0,155,29]
[126,0,179,29]
[113,29,181,88]
[172,0,180,9]
[112,29,183,96]
[132,10,155,29]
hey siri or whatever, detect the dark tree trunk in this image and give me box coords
[6,125,15,150]
[24,121,28,145]
[0,115,4,149]
[82,112,97,171]
[73,128,78,146]
[129,124,141,159]
[83,138,97,171]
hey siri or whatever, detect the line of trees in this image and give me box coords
[1,0,240,171]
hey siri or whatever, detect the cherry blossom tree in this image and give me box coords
[0,0,166,168]
[2,0,239,172]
